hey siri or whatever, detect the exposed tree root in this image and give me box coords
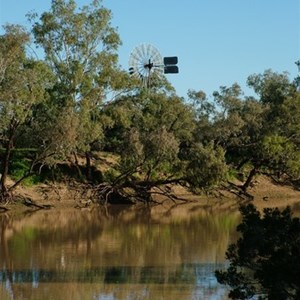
[0,205,10,212]
[70,179,194,206]
[223,181,254,202]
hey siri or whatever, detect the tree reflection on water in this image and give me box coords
[0,204,239,299]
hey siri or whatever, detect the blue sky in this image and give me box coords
[0,0,299,98]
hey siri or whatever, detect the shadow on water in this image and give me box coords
[0,203,240,299]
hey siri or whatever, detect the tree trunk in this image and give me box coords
[0,136,14,199]
[73,151,79,165]
[85,151,92,182]
[242,167,257,192]
[72,151,82,178]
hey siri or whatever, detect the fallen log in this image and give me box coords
[23,198,53,210]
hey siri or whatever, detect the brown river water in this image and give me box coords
[0,203,242,299]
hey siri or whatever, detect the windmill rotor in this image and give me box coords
[129,43,164,87]
[129,43,179,88]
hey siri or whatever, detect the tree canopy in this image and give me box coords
[0,24,54,198]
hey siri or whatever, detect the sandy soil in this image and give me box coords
[1,175,299,214]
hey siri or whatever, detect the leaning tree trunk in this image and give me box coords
[242,167,257,192]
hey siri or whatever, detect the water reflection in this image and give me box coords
[0,204,240,299]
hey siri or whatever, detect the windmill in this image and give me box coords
[128,43,178,88]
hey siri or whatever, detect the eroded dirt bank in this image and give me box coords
[1,176,299,216]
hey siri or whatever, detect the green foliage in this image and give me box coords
[119,127,144,173]
[104,91,195,153]
[277,92,300,146]
[10,166,40,187]
[261,135,300,178]
[185,142,228,191]
[102,168,119,183]
[119,126,180,181]
[103,90,196,185]
[30,0,131,159]
[0,25,52,126]
[143,127,180,176]
[0,25,54,196]
[189,72,300,190]
[247,69,294,105]
[216,204,300,299]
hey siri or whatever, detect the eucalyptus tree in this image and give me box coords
[258,90,300,184]
[89,89,202,202]
[247,69,294,106]
[188,85,260,189]
[188,77,299,193]
[241,71,300,187]
[0,25,54,200]
[30,0,132,180]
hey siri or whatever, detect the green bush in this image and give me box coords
[10,159,41,186]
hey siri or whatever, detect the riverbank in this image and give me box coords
[1,175,299,215]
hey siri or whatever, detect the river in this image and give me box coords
[0,203,241,300]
